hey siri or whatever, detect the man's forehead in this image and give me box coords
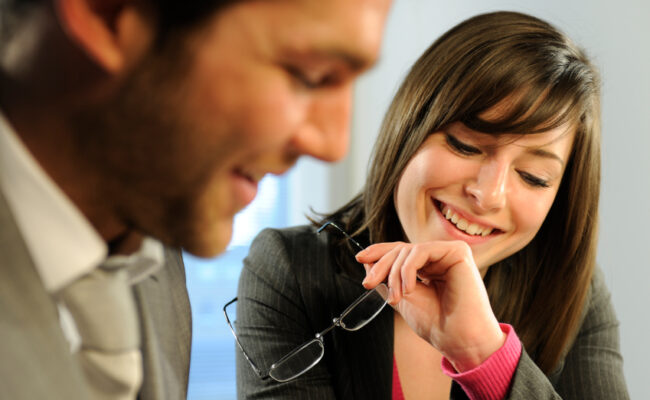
[278,0,390,69]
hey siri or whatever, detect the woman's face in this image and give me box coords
[394,119,575,272]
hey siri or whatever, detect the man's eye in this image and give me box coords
[518,171,551,188]
[294,72,320,89]
[445,134,481,155]
[286,66,339,89]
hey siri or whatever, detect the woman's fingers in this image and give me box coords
[401,246,429,294]
[359,243,402,289]
[357,241,478,296]
[386,246,412,303]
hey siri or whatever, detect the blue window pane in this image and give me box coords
[185,175,289,399]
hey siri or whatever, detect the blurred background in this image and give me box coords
[184,0,650,398]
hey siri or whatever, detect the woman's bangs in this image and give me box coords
[460,80,586,137]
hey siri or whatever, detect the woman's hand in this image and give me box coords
[356,240,505,372]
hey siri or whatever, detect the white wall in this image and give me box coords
[296,0,649,397]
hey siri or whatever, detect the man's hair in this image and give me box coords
[155,0,238,37]
[0,0,238,45]
[0,0,39,43]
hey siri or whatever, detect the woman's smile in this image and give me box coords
[432,199,503,246]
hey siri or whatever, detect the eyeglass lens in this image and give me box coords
[339,284,389,331]
[267,283,388,381]
[269,339,324,382]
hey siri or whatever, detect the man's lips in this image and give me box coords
[234,167,265,183]
[231,168,261,207]
[230,164,293,210]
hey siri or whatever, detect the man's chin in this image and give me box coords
[181,224,233,259]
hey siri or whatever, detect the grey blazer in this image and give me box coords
[236,225,629,399]
[0,191,192,399]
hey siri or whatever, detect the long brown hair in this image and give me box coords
[322,11,601,374]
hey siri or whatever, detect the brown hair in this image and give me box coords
[323,11,601,374]
[0,0,238,46]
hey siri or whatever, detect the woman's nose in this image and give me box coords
[465,161,508,213]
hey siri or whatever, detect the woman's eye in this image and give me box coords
[445,134,481,155]
[518,171,551,188]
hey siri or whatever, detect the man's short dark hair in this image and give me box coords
[156,0,238,36]
[0,0,239,45]
[0,0,41,44]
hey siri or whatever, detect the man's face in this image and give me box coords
[72,0,391,257]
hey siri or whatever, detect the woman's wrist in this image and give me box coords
[443,321,507,372]
[441,324,522,400]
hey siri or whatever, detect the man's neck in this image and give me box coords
[108,230,146,256]
[0,97,130,247]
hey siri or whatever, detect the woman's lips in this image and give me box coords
[433,199,501,242]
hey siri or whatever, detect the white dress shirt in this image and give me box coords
[0,111,163,398]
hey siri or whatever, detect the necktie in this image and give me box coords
[56,265,142,400]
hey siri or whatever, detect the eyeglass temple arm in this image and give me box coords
[222,298,270,380]
[319,221,421,283]
[317,221,365,251]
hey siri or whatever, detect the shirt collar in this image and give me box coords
[103,237,164,285]
[0,110,107,292]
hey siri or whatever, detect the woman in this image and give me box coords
[232,11,628,399]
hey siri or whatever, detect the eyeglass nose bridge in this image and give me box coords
[318,316,343,337]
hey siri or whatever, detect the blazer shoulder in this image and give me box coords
[578,264,619,336]
[245,225,331,276]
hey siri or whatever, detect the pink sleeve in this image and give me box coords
[441,323,521,400]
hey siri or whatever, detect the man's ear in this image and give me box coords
[55,0,155,74]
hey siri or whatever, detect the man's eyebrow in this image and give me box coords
[339,50,378,71]
[310,47,379,71]
[526,148,565,167]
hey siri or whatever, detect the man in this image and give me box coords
[0,0,392,398]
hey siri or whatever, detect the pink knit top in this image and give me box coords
[392,324,521,400]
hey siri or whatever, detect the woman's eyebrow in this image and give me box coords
[526,148,565,167]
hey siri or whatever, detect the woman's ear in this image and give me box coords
[55,0,155,74]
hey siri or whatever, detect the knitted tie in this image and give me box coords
[57,265,142,400]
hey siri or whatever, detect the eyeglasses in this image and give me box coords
[223,221,389,382]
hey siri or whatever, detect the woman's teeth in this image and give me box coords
[440,204,493,237]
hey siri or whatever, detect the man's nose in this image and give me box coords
[465,160,508,213]
[288,84,352,162]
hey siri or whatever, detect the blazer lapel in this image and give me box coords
[133,247,192,400]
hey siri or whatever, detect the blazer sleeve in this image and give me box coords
[235,228,338,400]
[505,267,629,399]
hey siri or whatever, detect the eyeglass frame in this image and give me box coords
[222,221,389,382]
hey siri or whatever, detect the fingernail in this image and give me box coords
[387,287,394,303]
